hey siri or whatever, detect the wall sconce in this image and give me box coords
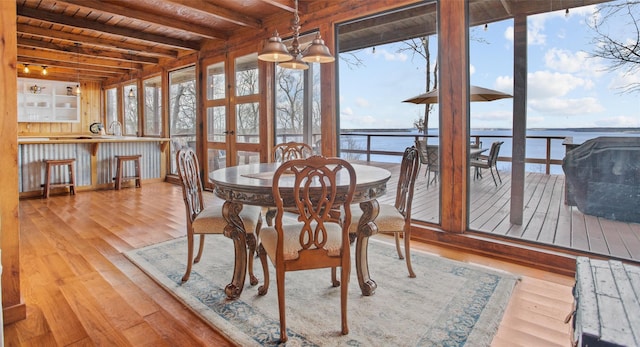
[41,66,48,76]
[128,88,135,98]
[23,64,30,74]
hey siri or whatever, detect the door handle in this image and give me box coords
[223,130,235,135]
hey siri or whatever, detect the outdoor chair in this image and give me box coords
[470,141,504,186]
[415,139,429,175]
[176,147,263,283]
[257,156,356,343]
[425,144,439,187]
[346,146,420,278]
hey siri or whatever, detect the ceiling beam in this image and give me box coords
[166,0,263,28]
[17,55,126,75]
[58,0,228,40]
[17,23,179,59]
[18,47,143,70]
[18,38,159,64]
[17,6,201,50]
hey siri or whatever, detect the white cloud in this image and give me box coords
[368,48,408,62]
[504,26,513,42]
[594,116,640,127]
[495,75,513,94]
[527,71,592,98]
[529,96,604,114]
[544,48,606,77]
[355,97,370,107]
[341,107,353,116]
[608,70,640,92]
[470,64,476,75]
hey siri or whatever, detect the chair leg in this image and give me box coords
[394,233,404,260]
[494,167,502,184]
[194,234,206,263]
[489,168,498,186]
[182,232,195,282]
[276,268,288,343]
[331,267,340,287]
[404,230,416,278]
[246,233,258,286]
[340,263,350,335]
[257,244,270,296]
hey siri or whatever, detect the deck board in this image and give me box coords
[362,160,640,263]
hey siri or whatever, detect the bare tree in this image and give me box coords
[398,36,438,135]
[588,1,640,93]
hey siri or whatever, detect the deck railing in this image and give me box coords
[340,132,569,175]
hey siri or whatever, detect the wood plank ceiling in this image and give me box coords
[17,0,611,83]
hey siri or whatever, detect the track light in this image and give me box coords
[41,66,48,75]
[565,8,569,17]
[23,64,30,73]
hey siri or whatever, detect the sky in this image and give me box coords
[338,2,640,130]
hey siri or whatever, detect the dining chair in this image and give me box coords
[176,147,263,283]
[273,141,313,163]
[470,141,504,186]
[256,155,356,343]
[346,146,420,278]
[265,141,314,226]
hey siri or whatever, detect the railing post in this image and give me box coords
[546,137,551,174]
[366,135,371,162]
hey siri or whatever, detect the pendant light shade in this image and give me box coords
[279,53,309,70]
[258,0,333,68]
[41,66,48,75]
[258,31,293,62]
[301,32,335,63]
[23,64,30,74]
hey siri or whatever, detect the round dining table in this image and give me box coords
[210,162,391,299]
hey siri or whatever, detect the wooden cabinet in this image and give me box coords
[17,77,80,123]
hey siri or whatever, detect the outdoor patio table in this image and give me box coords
[210,162,391,299]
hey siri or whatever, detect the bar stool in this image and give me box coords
[114,155,142,190]
[43,158,76,198]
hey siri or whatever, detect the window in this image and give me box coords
[105,87,117,128]
[123,83,138,136]
[234,54,260,147]
[143,75,162,136]
[169,66,197,173]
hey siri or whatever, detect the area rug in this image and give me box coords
[125,236,519,346]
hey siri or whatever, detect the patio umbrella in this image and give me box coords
[403,85,512,104]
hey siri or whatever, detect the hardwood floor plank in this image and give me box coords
[10,182,581,347]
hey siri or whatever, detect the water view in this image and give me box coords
[340,128,640,175]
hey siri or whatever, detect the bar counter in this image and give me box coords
[18,135,171,197]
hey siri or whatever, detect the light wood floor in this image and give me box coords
[6,182,575,346]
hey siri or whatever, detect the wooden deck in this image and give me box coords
[364,161,640,263]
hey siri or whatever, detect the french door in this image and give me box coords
[202,52,263,188]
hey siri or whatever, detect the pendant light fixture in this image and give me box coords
[41,66,48,75]
[75,43,81,94]
[23,64,30,74]
[258,0,333,68]
[128,51,135,98]
[278,0,308,70]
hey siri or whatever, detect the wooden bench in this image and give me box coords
[572,257,640,346]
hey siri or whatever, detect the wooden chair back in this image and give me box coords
[273,141,313,163]
[176,147,204,226]
[259,155,356,341]
[394,146,420,221]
